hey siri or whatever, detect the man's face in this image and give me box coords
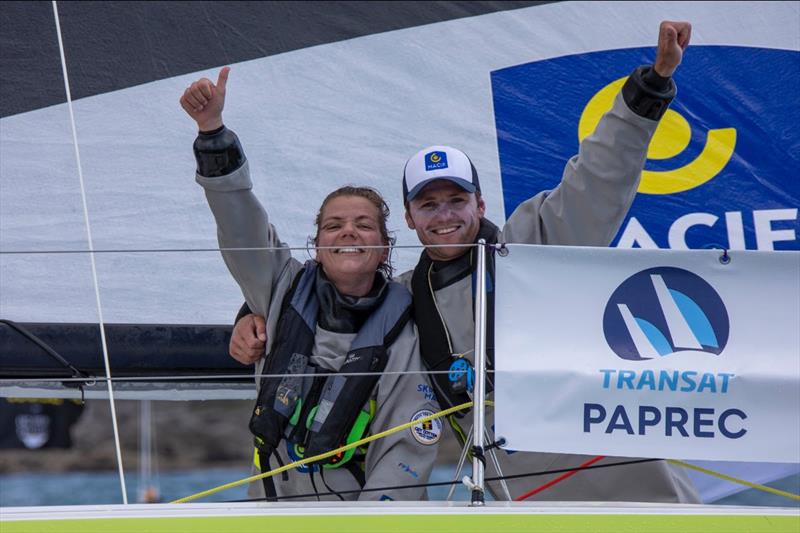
[405,180,485,262]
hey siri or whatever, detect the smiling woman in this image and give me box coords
[314,187,393,296]
[182,70,440,502]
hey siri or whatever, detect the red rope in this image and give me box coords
[514,455,606,501]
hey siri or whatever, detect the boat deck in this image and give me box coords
[2,501,799,532]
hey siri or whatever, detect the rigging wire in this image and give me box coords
[171,396,800,504]
[3,221,797,503]
[222,458,663,502]
[0,368,489,384]
[51,0,128,504]
[0,243,479,255]
[4,348,798,503]
[3,324,798,504]
[3,348,798,504]
[514,455,606,501]
[0,320,94,387]
[667,460,800,502]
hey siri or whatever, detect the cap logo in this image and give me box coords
[425,151,448,171]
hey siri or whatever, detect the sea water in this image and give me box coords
[0,465,480,506]
[0,468,797,507]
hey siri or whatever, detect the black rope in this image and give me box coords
[485,438,506,452]
[308,469,322,502]
[471,446,486,467]
[0,319,94,397]
[319,467,346,502]
[471,438,507,468]
[224,458,661,502]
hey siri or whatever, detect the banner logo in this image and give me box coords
[602,267,729,361]
[492,46,799,250]
[578,77,736,195]
[425,151,448,171]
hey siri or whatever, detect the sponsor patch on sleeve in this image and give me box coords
[410,409,442,445]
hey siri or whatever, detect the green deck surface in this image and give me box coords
[4,513,799,533]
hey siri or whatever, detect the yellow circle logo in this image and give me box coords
[429,153,441,163]
[578,77,737,195]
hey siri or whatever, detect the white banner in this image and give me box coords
[494,245,800,462]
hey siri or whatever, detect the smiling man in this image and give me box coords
[403,155,485,262]
[231,21,700,502]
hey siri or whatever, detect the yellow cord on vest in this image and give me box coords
[171,401,474,503]
[668,459,800,502]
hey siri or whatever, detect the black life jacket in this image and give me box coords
[411,218,499,417]
[249,261,412,474]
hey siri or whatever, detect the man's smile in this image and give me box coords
[432,226,460,236]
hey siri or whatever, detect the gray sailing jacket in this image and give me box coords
[196,167,440,501]
[208,63,699,502]
[395,86,701,503]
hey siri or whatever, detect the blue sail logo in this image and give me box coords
[492,46,799,251]
[602,267,729,361]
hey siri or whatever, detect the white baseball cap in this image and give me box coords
[402,145,480,202]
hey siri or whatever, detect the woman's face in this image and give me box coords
[316,195,389,296]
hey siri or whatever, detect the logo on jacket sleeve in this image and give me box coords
[425,151,448,171]
[398,461,420,478]
[410,409,442,445]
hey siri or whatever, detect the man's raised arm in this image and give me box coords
[503,21,692,247]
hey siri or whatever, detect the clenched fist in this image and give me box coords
[654,21,692,77]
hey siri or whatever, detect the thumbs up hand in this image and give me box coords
[180,66,230,131]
